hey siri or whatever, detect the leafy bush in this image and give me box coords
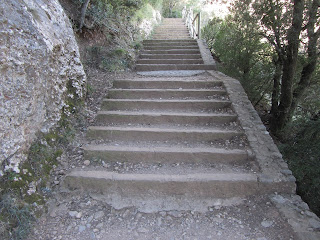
[279,119,320,216]
[202,17,275,106]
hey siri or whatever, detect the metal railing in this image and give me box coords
[182,7,201,39]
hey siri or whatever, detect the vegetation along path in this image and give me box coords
[28,18,320,240]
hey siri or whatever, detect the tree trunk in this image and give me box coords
[270,58,282,127]
[270,0,304,134]
[79,0,91,33]
[288,0,320,119]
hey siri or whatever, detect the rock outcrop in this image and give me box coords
[0,0,86,174]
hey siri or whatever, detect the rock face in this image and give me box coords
[0,0,86,173]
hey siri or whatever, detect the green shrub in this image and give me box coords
[279,119,320,216]
[0,194,34,240]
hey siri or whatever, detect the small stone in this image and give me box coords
[137,227,148,233]
[49,211,57,218]
[69,211,78,217]
[84,160,91,166]
[261,220,274,228]
[309,218,320,229]
[53,181,60,185]
[87,215,93,223]
[78,225,86,232]
[94,211,104,220]
[93,229,99,233]
[76,212,82,219]
[96,223,104,229]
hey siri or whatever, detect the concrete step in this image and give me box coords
[101,99,231,112]
[143,40,197,44]
[107,89,227,99]
[152,37,192,40]
[143,42,198,47]
[112,79,222,89]
[141,49,200,55]
[86,126,243,142]
[64,171,267,199]
[136,64,216,71]
[143,46,199,50]
[95,111,238,127]
[139,54,202,59]
[153,33,189,36]
[83,145,249,164]
[154,31,189,35]
[152,37,191,40]
[137,59,204,65]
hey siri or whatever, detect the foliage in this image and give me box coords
[202,16,275,105]
[0,194,34,240]
[279,118,320,216]
[162,0,185,17]
[202,0,320,215]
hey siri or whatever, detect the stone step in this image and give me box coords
[136,64,216,71]
[143,40,197,44]
[154,31,189,35]
[143,42,198,47]
[95,111,237,127]
[64,171,270,200]
[86,126,244,142]
[83,145,249,164]
[101,99,231,112]
[112,79,222,89]
[141,49,200,54]
[137,59,204,65]
[152,37,192,40]
[139,54,202,59]
[107,89,227,99]
[143,46,199,50]
[153,33,189,36]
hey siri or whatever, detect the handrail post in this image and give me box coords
[197,12,201,39]
[182,6,201,39]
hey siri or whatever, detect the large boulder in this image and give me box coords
[0,0,86,174]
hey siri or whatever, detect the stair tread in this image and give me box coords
[109,89,225,92]
[84,144,247,153]
[88,125,242,134]
[67,170,258,182]
[97,110,235,116]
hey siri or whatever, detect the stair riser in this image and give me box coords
[143,43,198,47]
[87,128,243,142]
[136,59,204,64]
[84,149,248,165]
[64,174,261,199]
[107,90,226,99]
[152,37,192,40]
[101,101,231,112]
[143,40,196,43]
[95,113,237,126]
[153,34,190,37]
[142,50,200,54]
[143,46,199,50]
[139,54,201,59]
[154,30,189,33]
[112,80,222,89]
[136,64,216,71]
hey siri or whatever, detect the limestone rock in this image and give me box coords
[0,0,86,172]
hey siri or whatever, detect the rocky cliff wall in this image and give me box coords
[0,0,86,174]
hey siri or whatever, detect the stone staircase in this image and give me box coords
[64,19,296,212]
[136,18,215,71]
